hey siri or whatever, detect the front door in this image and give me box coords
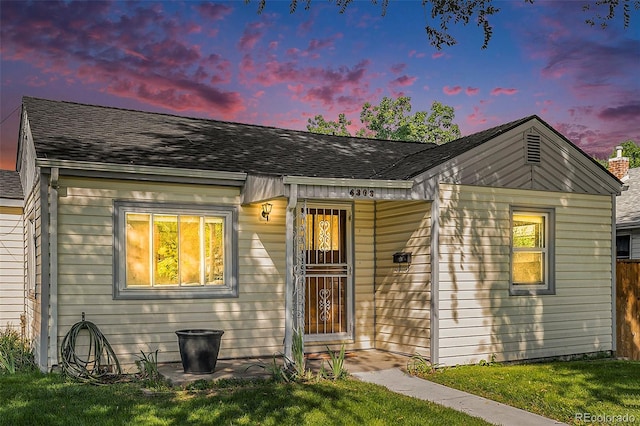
[304,206,352,338]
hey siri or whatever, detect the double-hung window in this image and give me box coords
[114,201,237,299]
[510,207,555,295]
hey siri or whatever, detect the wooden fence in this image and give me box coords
[616,260,640,360]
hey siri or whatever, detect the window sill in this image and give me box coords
[113,286,238,300]
[509,286,555,296]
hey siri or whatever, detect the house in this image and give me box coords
[608,148,640,259]
[0,169,24,332]
[14,97,623,372]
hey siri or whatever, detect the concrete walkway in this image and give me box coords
[353,369,567,426]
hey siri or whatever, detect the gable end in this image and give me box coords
[411,118,622,196]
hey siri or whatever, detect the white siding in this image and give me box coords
[0,207,24,330]
[374,201,431,355]
[21,171,43,366]
[55,176,287,370]
[437,184,614,365]
[631,230,640,260]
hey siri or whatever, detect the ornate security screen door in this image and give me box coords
[303,206,351,337]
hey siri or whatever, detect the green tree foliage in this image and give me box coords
[610,140,640,168]
[306,113,351,136]
[249,0,638,49]
[307,97,461,145]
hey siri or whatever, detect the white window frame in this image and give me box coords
[510,206,555,296]
[113,201,238,299]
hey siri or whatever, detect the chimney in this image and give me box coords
[608,146,629,180]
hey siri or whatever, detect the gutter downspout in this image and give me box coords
[429,184,440,365]
[38,169,50,372]
[49,168,59,368]
[284,183,298,360]
[611,194,617,356]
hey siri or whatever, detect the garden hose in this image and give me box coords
[60,313,121,383]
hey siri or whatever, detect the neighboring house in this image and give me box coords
[15,97,622,372]
[0,169,24,331]
[609,149,640,259]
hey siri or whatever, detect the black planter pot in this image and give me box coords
[175,329,224,374]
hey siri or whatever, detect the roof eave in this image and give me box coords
[283,175,414,189]
[35,158,248,182]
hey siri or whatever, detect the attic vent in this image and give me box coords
[526,134,541,164]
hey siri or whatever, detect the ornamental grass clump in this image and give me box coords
[0,326,36,375]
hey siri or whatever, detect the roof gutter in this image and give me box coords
[35,159,247,182]
[616,222,640,231]
[0,198,24,208]
[283,175,413,189]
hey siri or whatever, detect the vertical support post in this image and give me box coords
[292,200,307,352]
[38,168,50,372]
[429,185,440,366]
[49,168,59,367]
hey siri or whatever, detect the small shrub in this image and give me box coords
[135,349,167,389]
[0,326,35,375]
[246,355,294,383]
[407,353,439,376]
[477,354,497,367]
[324,344,348,380]
[290,328,309,379]
[245,330,313,383]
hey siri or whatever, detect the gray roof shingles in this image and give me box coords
[23,97,432,180]
[617,167,640,227]
[23,97,543,181]
[0,169,23,199]
[371,116,535,179]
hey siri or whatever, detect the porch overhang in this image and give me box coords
[242,173,425,204]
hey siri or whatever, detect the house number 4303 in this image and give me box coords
[349,188,375,198]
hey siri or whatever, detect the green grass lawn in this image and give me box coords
[419,359,640,425]
[0,372,490,426]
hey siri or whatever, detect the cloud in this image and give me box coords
[297,17,315,35]
[521,5,640,105]
[465,87,479,96]
[240,53,374,111]
[490,88,518,96]
[443,86,462,95]
[598,103,640,122]
[553,116,640,158]
[308,34,342,52]
[0,1,244,117]
[466,106,489,126]
[195,3,232,20]
[390,63,407,74]
[536,99,554,114]
[390,75,417,88]
[238,22,266,51]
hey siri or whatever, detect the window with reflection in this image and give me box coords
[115,202,236,299]
[510,208,555,295]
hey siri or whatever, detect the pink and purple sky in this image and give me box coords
[1,1,639,170]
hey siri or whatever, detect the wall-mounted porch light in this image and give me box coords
[261,202,273,221]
